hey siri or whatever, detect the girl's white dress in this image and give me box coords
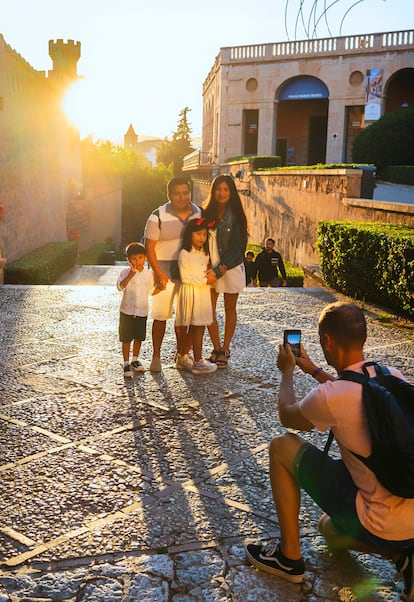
[175,248,213,327]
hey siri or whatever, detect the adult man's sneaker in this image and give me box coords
[131,360,145,372]
[176,354,193,372]
[149,356,162,372]
[245,541,305,583]
[191,359,218,375]
[397,548,414,601]
[123,364,133,378]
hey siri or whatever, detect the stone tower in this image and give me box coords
[124,123,138,152]
[48,39,81,81]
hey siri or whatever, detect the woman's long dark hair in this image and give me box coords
[203,175,248,236]
[181,217,211,254]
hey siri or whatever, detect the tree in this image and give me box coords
[122,160,173,244]
[156,107,195,175]
[352,106,414,170]
[80,136,138,176]
[80,136,173,245]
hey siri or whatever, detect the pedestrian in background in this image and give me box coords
[255,237,287,287]
[244,250,257,287]
[117,242,153,377]
[144,177,201,372]
[203,175,248,369]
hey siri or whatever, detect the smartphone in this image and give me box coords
[283,329,301,357]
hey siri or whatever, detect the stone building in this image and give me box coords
[200,29,414,166]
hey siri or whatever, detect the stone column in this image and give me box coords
[325,99,346,163]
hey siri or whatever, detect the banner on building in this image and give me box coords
[364,68,383,121]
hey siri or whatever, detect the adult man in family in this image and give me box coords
[245,302,414,600]
[144,177,201,372]
[255,237,287,287]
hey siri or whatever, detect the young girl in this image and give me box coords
[175,218,218,375]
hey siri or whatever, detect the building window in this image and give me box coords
[243,109,259,155]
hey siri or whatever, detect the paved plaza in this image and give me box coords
[0,267,413,601]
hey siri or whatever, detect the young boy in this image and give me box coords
[117,242,153,377]
[244,251,257,287]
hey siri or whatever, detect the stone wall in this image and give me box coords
[192,168,414,267]
[0,35,82,265]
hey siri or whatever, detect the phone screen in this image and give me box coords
[283,330,301,357]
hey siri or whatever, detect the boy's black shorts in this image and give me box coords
[119,312,147,343]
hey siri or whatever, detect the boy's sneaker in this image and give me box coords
[131,360,144,372]
[397,548,414,601]
[176,354,193,372]
[245,541,305,583]
[123,364,133,378]
[191,359,218,375]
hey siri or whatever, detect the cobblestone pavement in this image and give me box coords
[1,266,413,601]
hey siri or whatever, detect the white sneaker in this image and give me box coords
[191,359,218,375]
[176,353,194,372]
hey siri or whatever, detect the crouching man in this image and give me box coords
[245,302,414,601]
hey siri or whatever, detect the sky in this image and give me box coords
[2,0,412,144]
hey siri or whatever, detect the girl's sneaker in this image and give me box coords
[191,359,218,375]
[176,353,194,372]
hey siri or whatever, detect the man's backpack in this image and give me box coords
[323,361,414,498]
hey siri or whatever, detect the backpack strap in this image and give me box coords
[323,362,391,460]
[152,208,161,229]
[323,363,374,457]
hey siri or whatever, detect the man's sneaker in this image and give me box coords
[397,548,414,601]
[131,360,145,373]
[191,359,218,375]
[176,353,194,372]
[149,356,162,372]
[123,364,133,378]
[245,541,305,583]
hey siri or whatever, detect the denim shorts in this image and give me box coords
[294,442,414,551]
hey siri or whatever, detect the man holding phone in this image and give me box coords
[245,302,414,601]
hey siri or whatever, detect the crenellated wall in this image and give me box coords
[0,34,82,264]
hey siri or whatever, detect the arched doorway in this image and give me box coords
[275,76,329,165]
[384,68,414,113]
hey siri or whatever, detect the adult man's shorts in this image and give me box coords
[151,280,180,321]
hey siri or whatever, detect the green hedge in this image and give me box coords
[246,243,304,286]
[352,106,414,170]
[4,242,78,285]
[380,165,414,186]
[317,221,414,316]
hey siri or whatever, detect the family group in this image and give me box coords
[117,174,248,376]
[116,175,414,601]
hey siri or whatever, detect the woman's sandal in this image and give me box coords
[209,349,222,363]
[215,350,230,369]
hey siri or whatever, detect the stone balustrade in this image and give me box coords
[203,28,414,92]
